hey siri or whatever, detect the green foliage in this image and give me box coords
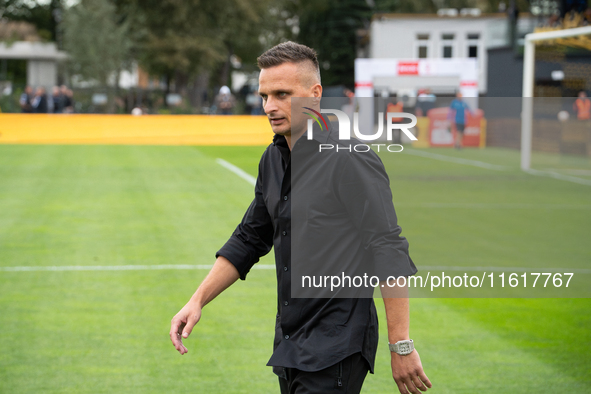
[0,0,63,42]
[0,86,21,112]
[297,0,371,88]
[113,0,275,85]
[62,0,131,87]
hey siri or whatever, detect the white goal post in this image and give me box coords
[521,25,591,170]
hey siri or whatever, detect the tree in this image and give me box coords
[0,0,64,42]
[63,0,130,110]
[113,0,275,105]
[296,0,372,88]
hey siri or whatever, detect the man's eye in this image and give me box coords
[279,92,287,98]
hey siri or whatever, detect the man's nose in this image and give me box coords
[264,96,278,114]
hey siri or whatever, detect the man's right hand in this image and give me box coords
[168,256,240,355]
[170,301,202,355]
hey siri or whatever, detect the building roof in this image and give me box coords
[0,41,67,61]
[372,12,532,21]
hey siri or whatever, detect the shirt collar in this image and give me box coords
[271,118,333,148]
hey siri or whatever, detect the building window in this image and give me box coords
[418,46,428,58]
[416,33,429,58]
[467,32,480,58]
[441,33,455,58]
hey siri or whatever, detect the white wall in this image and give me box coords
[27,60,57,90]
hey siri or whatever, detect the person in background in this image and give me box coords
[214,85,236,115]
[31,87,48,113]
[448,92,472,149]
[51,86,64,113]
[19,85,34,113]
[573,91,590,120]
[387,98,405,144]
[62,85,74,113]
[415,89,436,117]
[246,91,263,115]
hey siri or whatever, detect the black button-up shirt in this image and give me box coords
[216,122,417,375]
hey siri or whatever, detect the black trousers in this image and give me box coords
[278,353,369,394]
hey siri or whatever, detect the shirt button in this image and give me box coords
[283,266,288,271]
[284,335,290,340]
[283,196,288,201]
[282,231,287,236]
[284,301,289,306]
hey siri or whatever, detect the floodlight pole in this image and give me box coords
[521,26,591,171]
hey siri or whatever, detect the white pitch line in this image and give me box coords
[403,149,507,171]
[216,158,256,186]
[0,264,276,272]
[421,266,591,274]
[525,168,591,186]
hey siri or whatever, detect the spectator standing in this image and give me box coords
[31,87,48,113]
[246,91,263,115]
[416,88,436,117]
[573,91,590,120]
[448,92,472,149]
[62,85,74,113]
[387,99,404,144]
[19,85,34,113]
[51,86,65,113]
[214,85,236,115]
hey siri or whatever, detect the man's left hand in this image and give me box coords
[391,349,431,394]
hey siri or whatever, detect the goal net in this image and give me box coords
[521,22,591,184]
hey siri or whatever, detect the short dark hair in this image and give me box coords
[257,41,321,83]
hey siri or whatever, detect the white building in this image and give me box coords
[0,41,67,89]
[367,12,536,96]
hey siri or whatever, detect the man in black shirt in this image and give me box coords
[170,42,431,394]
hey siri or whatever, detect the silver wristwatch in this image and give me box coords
[388,339,415,356]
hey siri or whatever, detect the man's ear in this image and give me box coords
[312,84,322,104]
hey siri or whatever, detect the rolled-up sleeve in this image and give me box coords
[216,165,274,280]
[336,153,417,280]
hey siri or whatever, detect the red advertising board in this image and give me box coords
[397,62,419,75]
[427,107,483,147]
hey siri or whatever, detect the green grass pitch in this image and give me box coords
[0,144,589,393]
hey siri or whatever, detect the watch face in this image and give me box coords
[399,342,411,353]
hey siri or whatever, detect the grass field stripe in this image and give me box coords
[524,168,591,186]
[397,203,591,209]
[0,264,276,272]
[2,264,588,274]
[216,158,256,186]
[403,149,507,170]
[421,266,591,274]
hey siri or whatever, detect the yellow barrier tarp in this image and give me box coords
[0,114,273,145]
